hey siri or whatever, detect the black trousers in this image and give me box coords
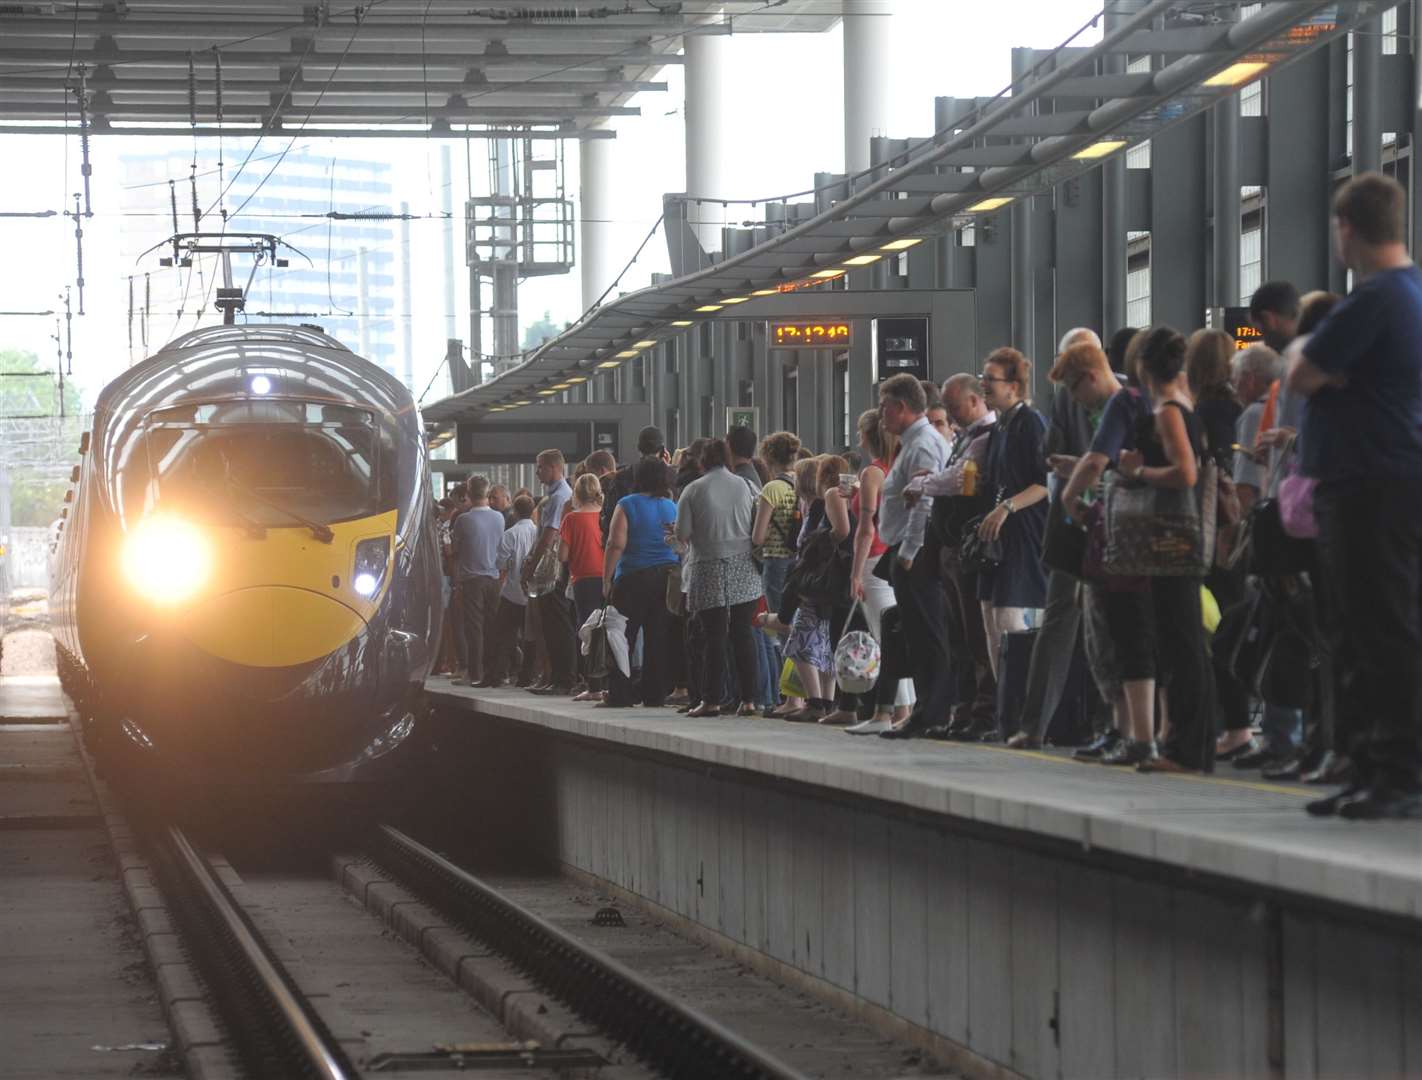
[890,546,956,725]
[486,596,527,683]
[695,600,759,706]
[572,577,605,689]
[1206,564,1252,735]
[608,565,674,706]
[939,550,994,724]
[1154,576,1215,772]
[536,585,577,688]
[459,575,501,683]
[1316,478,1422,789]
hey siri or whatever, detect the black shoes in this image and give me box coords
[1100,739,1154,766]
[1308,780,1422,820]
[879,715,926,739]
[1338,785,1422,820]
[1073,730,1122,761]
[1232,746,1285,770]
[1300,750,1350,785]
[945,719,994,742]
[1260,755,1303,781]
[530,684,574,696]
[1216,737,1259,763]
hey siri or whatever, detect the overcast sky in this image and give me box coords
[0,0,1104,408]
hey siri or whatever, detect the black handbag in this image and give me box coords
[959,515,1003,575]
[1245,498,1314,577]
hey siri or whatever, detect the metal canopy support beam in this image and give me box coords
[427,0,1398,417]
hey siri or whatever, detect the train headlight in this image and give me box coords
[352,536,390,598]
[121,515,212,605]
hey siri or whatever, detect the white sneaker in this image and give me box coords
[845,717,892,736]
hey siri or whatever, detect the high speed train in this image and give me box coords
[50,324,442,786]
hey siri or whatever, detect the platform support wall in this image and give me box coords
[462,721,1422,1080]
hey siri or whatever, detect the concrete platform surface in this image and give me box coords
[0,674,69,721]
[427,682,1422,923]
[0,723,178,1079]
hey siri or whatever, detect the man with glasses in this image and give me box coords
[905,374,998,738]
[876,373,953,739]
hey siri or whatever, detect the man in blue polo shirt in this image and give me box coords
[1288,172,1422,820]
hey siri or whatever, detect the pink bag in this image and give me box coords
[1278,471,1318,539]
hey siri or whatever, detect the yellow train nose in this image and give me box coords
[182,586,366,668]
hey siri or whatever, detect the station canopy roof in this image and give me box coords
[423,0,1399,425]
[0,0,837,138]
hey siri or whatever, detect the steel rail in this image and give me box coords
[161,826,356,1080]
[371,824,810,1080]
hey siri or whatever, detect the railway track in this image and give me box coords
[149,818,810,1080]
[365,825,809,1080]
[148,825,358,1080]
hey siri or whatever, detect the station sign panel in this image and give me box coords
[770,320,853,349]
[457,420,593,465]
[873,316,930,383]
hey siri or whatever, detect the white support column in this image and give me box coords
[842,0,895,175]
[579,135,618,313]
[356,246,371,359]
[684,24,730,254]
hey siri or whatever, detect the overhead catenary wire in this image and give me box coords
[226,1,393,222]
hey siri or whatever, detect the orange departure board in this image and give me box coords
[770,320,853,348]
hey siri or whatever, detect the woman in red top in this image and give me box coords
[560,473,607,700]
[841,409,915,733]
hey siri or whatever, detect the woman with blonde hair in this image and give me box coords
[560,472,607,701]
[841,409,914,732]
[1184,327,1241,468]
[773,455,852,723]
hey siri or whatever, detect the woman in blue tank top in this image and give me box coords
[602,459,679,707]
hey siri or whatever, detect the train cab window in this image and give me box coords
[124,401,393,527]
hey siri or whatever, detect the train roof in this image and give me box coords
[94,325,414,429]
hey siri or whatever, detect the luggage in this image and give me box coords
[994,630,1033,740]
[994,627,1093,745]
[833,600,881,695]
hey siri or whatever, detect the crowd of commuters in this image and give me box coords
[432,172,1422,822]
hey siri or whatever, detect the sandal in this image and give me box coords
[686,703,721,718]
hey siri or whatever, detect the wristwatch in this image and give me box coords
[1003,498,1016,515]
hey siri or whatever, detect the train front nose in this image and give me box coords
[182,586,366,668]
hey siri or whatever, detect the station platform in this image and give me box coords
[427,681,1422,1080]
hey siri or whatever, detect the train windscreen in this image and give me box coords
[123,401,395,527]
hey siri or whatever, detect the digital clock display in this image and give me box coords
[770,320,853,348]
[1220,307,1264,351]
